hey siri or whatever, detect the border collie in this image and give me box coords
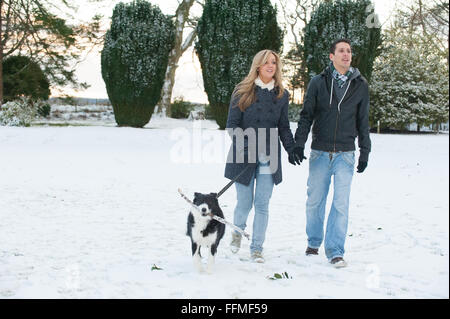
[186,192,225,273]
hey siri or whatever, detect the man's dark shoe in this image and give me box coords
[330,257,347,268]
[305,247,319,256]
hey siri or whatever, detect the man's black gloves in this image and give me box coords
[356,159,368,173]
[288,146,307,165]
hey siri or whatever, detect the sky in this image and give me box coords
[58,0,403,103]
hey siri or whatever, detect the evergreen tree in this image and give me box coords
[0,0,102,105]
[195,0,283,129]
[370,26,449,131]
[2,55,50,102]
[300,0,382,87]
[101,0,175,127]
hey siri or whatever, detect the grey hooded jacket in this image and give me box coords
[294,65,371,162]
[224,86,295,186]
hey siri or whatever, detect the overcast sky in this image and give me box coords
[59,0,403,103]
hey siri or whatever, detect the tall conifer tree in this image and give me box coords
[196,0,283,129]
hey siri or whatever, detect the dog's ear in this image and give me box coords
[194,192,201,198]
[210,192,218,198]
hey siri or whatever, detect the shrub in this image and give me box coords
[0,97,37,126]
[203,104,215,120]
[37,102,51,118]
[170,98,194,119]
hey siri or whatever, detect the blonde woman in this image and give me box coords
[224,49,298,263]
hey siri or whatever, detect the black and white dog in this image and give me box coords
[186,192,225,273]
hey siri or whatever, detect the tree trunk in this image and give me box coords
[159,55,177,117]
[156,0,196,117]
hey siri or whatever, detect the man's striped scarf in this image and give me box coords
[330,63,354,88]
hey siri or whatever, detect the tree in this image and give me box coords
[278,0,320,100]
[300,0,382,87]
[2,55,50,102]
[370,19,449,131]
[101,0,175,128]
[0,0,102,106]
[196,0,283,129]
[396,0,449,69]
[1,0,4,105]
[156,0,199,117]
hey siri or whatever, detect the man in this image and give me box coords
[288,39,371,268]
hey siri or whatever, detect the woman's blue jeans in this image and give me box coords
[306,150,355,260]
[233,162,274,253]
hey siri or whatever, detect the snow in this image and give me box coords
[0,117,448,299]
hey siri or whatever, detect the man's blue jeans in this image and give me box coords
[234,162,274,253]
[306,149,355,260]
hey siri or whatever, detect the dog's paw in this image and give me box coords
[196,267,205,273]
[194,264,204,273]
[206,265,214,274]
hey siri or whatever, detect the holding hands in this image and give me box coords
[288,146,307,166]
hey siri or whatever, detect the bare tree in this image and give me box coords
[278,0,320,102]
[398,0,449,67]
[156,0,202,117]
[279,0,320,48]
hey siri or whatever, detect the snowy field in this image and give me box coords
[0,117,448,299]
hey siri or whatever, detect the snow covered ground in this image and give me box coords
[0,117,448,299]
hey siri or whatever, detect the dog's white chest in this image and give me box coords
[191,216,217,246]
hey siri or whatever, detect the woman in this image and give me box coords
[225,49,296,263]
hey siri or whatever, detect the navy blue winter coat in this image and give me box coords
[294,66,371,162]
[224,86,295,186]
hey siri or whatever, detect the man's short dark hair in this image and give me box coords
[330,39,352,54]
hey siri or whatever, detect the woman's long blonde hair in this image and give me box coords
[232,49,285,111]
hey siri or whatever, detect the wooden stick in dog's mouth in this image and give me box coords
[177,188,250,240]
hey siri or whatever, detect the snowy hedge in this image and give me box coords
[101,0,175,127]
[195,0,283,129]
[301,0,382,86]
[0,98,38,127]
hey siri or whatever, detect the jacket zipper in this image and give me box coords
[331,79,352,154]
[329,78,334,108]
